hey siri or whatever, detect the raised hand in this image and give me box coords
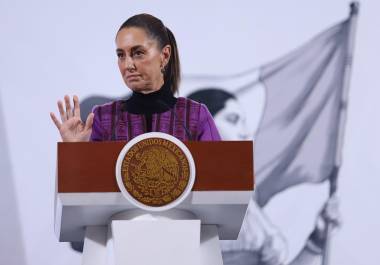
[315,195,341,235]
[308,194,341,250]
[50,95,94,142]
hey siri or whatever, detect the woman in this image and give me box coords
[188,88,251,141]
[50,14,220,142]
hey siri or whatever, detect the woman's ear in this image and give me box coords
[161,45,171,67]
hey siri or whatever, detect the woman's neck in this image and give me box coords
[138,79,165,94]
[123,81,177,114]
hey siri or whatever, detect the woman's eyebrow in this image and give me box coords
[116,45,145,53]
[130,45,145,52]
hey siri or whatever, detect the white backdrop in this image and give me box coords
[0,0,379,264]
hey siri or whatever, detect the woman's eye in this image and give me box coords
[225,113,239,125]
[133,50,144,57]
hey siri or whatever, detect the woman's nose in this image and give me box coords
[239,124,251,140]
[239,132,250,140]
[123,57,136,72]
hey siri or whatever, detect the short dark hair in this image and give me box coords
[118,13,181,94]
[187,88,236,116]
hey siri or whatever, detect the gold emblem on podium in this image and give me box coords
[120,137,191,207]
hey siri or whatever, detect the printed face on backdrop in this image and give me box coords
[214,98,250,140]
[115,27,171,94]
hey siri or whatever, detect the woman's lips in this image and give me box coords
[126,74,141,80]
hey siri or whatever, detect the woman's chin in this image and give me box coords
[128,86,153,94]
[126,82,144,92]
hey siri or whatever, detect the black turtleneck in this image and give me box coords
[122,82,177,132]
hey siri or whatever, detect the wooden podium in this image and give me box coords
[55,139,254,265]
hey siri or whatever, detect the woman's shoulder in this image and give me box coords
[176,96,207,110]
[178,96,211,114]
[175,97,214,126]
[92,100,123,110]
[91,100,124,118]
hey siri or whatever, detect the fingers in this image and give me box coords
[73,95,81,118]
[50,112,62,130]
[84,113,94,131]
[321,195,341,227]
[57,95,80,123]
[64,95,73,119]
[57,100,66,122]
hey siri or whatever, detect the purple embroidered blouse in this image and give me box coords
[90,84,221,142]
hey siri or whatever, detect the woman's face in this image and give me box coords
[214,98,250,140]
[115,27,171,94]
